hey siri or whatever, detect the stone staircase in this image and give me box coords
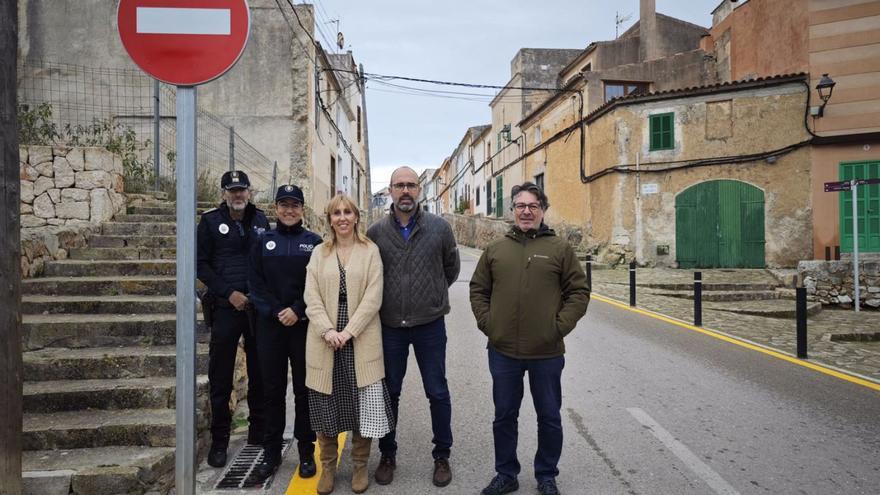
[21,200,214,495]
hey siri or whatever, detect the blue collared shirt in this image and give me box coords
[393,214,416,241]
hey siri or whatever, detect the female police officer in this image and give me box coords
[249,184,322,479]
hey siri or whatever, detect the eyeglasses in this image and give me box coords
[392,182,420,191]
[512,203,542,213]
[277,201,303,210]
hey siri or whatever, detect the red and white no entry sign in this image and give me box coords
[118,0,251,86]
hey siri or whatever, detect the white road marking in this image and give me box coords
[627,407,741,495]
[136,7,231,35]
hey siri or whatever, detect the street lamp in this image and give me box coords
[815,73,836,118]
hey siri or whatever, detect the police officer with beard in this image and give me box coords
[197,170,269,468]
[249,184,322,479]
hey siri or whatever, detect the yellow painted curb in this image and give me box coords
[285,432,348,495]
[592,293,880,393]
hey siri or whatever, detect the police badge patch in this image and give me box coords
[266,241,276,250]
[219,223,230,234]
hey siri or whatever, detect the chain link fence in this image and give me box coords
[18,59,278,203]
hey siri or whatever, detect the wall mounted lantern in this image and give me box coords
[815,73,836,118]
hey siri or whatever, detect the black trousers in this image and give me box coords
[208,306,264,442]
[257,317,316,457]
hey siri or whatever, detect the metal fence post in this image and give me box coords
[694,271,702,327]
[228,125,235,171]
[796,287,808,359]
[629,260,636,307]
[153,79,160,192]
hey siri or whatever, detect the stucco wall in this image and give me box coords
[583,82,813,267]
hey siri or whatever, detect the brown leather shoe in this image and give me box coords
[373,455,395,485]
[433,458,452,487]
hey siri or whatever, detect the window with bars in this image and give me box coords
[649,113,674,151]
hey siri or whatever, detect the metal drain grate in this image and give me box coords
[214,439,291,490]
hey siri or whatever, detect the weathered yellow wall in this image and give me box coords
[582,82,813,267]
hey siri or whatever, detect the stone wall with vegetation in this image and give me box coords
[443,213,510,250]
[19,145,126,277]
[799,260,880,310]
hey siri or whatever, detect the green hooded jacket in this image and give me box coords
[469,224,590,359]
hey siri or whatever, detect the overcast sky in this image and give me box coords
[308,1,716,192]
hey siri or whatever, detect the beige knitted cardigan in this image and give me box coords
[304,240,384,394]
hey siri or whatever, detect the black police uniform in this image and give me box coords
[197,200,269,449]
[248,210,322,467]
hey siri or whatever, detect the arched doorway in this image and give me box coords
[675,180,765,268]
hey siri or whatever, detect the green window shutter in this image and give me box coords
[840,161,880,253]
[649,113,674,151]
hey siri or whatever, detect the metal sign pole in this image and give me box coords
[851,179,860,312]
[175,85,198,495]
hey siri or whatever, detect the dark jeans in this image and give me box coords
[209,306,263,443]
[257,317,315,457]
[379,317,452,460]
[488,346,564,482]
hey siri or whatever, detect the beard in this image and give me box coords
[395,195,415,212]
[227,199,247,211]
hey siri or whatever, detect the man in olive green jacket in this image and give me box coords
[469,182,589,495]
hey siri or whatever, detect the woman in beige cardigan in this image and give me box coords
[304,193,394,494]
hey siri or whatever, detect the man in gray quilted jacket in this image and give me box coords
[366,166,460,488]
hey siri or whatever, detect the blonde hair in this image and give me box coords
[323,193,370,254]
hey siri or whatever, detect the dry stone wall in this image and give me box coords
[799,260,880,310]
[20,146,126,277]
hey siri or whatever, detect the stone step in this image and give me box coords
[650,289,783,302]
[641,282,780,292]
[23,446,175,495]
[113,214,178,223]
[22,408,193,450]
[23,344,209,381]
[87,235,177,248]
[127,205,215,215]
[69,246,176,260]
[23,295,177,315]
[704,299,823,319]
[43,260,176,277]
[23,276,176,296]
[23,376,209,414]
[127,205,175,215]
[102,222,176,236]
[22,313,207,351]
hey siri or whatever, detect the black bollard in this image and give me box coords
[796,287,808,359]
[586,254,592,291]
[694,271,702,327]
[629,261,636,307]
[825,246,831,261]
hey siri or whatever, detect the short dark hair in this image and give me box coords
[510,181,549,210]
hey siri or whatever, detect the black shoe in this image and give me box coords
[481,474,519,495]
[537,479,560,495]
[255,450,281,479]
[207,443,228,468]
[374,455,396,485]
[298,452,317,478]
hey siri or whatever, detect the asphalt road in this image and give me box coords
[208,247,880,494]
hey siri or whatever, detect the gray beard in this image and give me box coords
[395,201,415,213]
[227,200,246,212]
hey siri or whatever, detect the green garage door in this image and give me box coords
[675,180,765,268]
[840,161,880,253]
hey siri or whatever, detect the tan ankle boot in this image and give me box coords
[351,433,372,493]
[317,433,339,495]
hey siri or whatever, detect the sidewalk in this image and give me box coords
[590,267,880,382]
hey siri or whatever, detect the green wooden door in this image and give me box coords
[840,161,880,253]
[495,176,503,218]
[675,180,765,268]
